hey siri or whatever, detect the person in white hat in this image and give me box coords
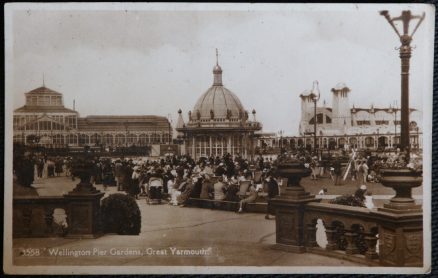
[354,184,367,204]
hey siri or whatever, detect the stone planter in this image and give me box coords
[273,161,314,201]
[64,156,104,238]
[379,168,422,213]
[271,159,319,253]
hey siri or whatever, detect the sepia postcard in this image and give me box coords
[3,3,434,275]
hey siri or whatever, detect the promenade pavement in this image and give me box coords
[12,176,367,267]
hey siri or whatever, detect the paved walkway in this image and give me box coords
[13,177,365,267]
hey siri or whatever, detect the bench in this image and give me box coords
[186,197,268,213]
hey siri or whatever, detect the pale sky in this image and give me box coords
[6,3,435,135]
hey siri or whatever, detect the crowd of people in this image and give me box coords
[88,154,282,216]
[305,148,422,185]
[13,147,423,215]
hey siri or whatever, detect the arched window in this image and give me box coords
[151,133,160,144]
[38,120,52,131]
[67,134,78,145]
[365,137,374,148]
[378,136,388,148]
[52,134,64,145]
[115,134,125,146]
[328,138,336,150]
[309,113,324,124]
[90,134,101,145]
[78,134,89,145]
[127,133,137,145]
[103,134,113,145]
[338,138,346,148]
[138,134,149,146]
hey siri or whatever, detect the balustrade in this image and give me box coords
[273,198,422,266]
[13,196,68,237]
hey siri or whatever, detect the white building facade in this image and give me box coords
[296,83,423,150]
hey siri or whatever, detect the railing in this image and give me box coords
[303,202,380,265]
[272,197,423,266]
[13,196,69,238]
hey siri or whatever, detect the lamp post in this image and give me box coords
[394,100,398,142]
[416,126,420,149]
[278,130,284,154]
[380,10,425,161]
[167,113,173,145]
[309,81,320,154]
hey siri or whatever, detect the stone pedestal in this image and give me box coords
[374,168,423,266]
[64,181,104,239]
[375,212,423,267]
[271,160,320,253]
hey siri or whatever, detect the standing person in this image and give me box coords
[95,160,103,185]
[114,159,123,191]
[350,158,357,181]
[362,160,369,183]
[265,175,279,220]
[47,159,55,177]
[333,157,342,185]
[17,152,35,187]
[318,155,325,178]
[102,160,113,191]
[129,166,141,199]
[310,156,318,180]
[55,157,63,177]
[37,158,44,178]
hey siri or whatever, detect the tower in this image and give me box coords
[299,90,314,135]
[331,83,351,131]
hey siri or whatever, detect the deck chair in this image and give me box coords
[253,171,262,184]
[238,180,251,199]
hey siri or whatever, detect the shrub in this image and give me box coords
[329,195,364,207]
[100,193,141,235]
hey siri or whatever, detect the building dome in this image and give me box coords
[192,85,245,120]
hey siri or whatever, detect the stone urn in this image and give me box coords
[68,156,100,195]
[379,168,422,213]
[272,159,314,201]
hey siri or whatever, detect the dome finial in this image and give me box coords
[213,49,223,85]
[42,73,45,87]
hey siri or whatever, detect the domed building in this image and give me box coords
[176,53,262,159]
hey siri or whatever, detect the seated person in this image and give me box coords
[213,176,227,201]
[225,178,240,202]
[200,175,213,199]
[237,184,260,213]
[176,177,194,206]
[190,176,204,198]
